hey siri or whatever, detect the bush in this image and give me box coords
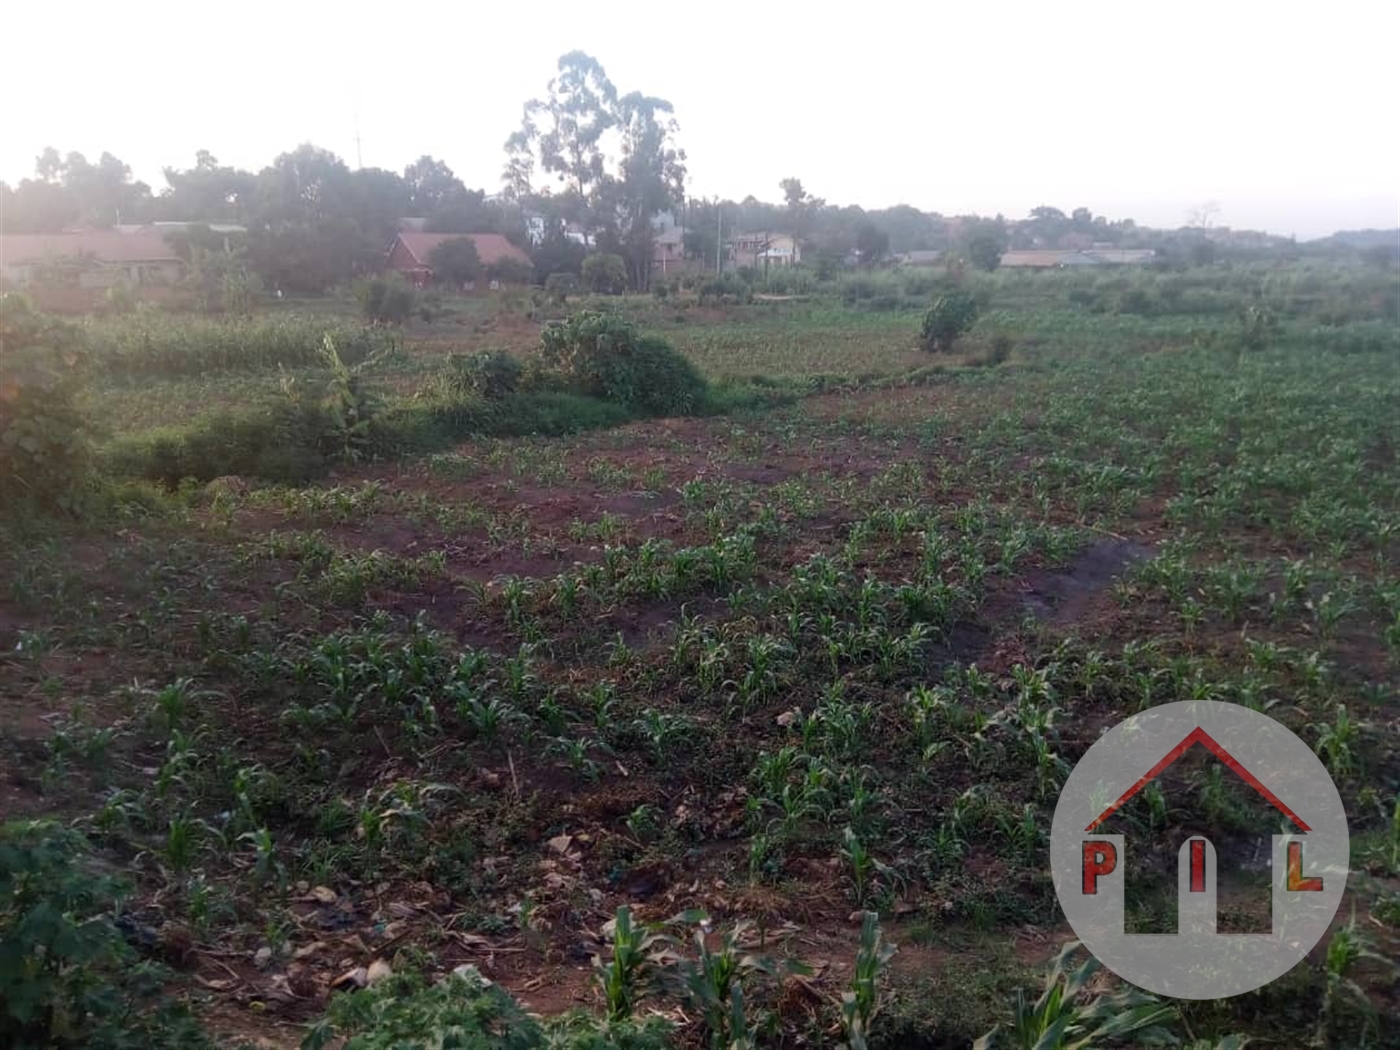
[304,967,672,1050]
[0,821,212,1050]
[697,274,752,305]
[488,257,536,285]
[106,340,384,486]
[545,272,580,303]
[598,336,708,415]
[0,295,96,516]
[355,273,417,324]
[920,290,980,351]
[1237,304,1278,351]
[441,350,523,399]
[426,237,482,287]
[539,311,709,415]
[581,253,628,295]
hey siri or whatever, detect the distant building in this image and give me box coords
[897,249,945,267]
[727,231,800,268]
[653,223,690,275]
[1000,248,1155,269]
[385,231,532,287]
[0,230,185,288]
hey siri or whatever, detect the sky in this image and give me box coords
[1,0,1397,239]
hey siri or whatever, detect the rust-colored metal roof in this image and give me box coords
[999,250,1071,268]
[390,232,531,268]
[0,231,181,265]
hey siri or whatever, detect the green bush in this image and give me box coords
[106,341,383,485]
[920,290,980,351]
[488,257,536,285]
[598,336,708,415]
[441,351,523,399]
[0,821,211,1050]
[426,237,482,287]
[0,295,96,516]
[581,253,628,295]
[105,401,330,486]
[304,968,671,1050]
[539,311,709,415]
[545,272,580,303]
[697,274,752,305]
[355,273,418,324]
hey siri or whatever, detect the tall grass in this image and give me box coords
[85,312,400,378]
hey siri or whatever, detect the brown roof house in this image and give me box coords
[386,232,532,288]
[0,230,185,288]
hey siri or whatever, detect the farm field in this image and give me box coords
[2,263,1399,1049]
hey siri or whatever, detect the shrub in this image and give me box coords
[0,820,212,1050]
[426,237,482,287]
[697,274,752,305]
[920,290,980,351]
[0,294,96,516]
[539,311,708,415]
[355,273,417,324]
[581,253,628,295]
[106,340,385,486]
[1116,288,1157,316]
[303,967,671,1050]
[441,350,523,398]
[545,272,580,303]
[488,257,536,285]
[599,336,708,415]
[1237,304,1278,351]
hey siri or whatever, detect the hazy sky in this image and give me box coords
[2,0,1397,238]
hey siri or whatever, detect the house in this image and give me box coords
[385,232,533,287]
[999,248,1155,269]
[653,223,690,275]
[0,230,185,288]
[897,249,945,267]
[999,250,1075,269]
[521,213,592,248]
[726,231,800,269]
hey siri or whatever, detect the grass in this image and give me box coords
[2,259,1398,1047]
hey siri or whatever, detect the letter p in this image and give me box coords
[1082,840,1117,895]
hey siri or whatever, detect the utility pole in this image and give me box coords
[353,89,363,169]
[716,199,723,275]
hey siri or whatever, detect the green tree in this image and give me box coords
[158,150,257,224]
[488,257,535,284]
[505,53,686,289]
[581,252,627,294]
[504,51,618,205]
[965,230,1006,271]
[854,219,890,266]
[355,273,417,324]
[780,177,823,253]
[403,155,464,214]
[920,290,980,352]
[427,236,483,286]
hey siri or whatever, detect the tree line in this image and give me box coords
[3,50,1343,296]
